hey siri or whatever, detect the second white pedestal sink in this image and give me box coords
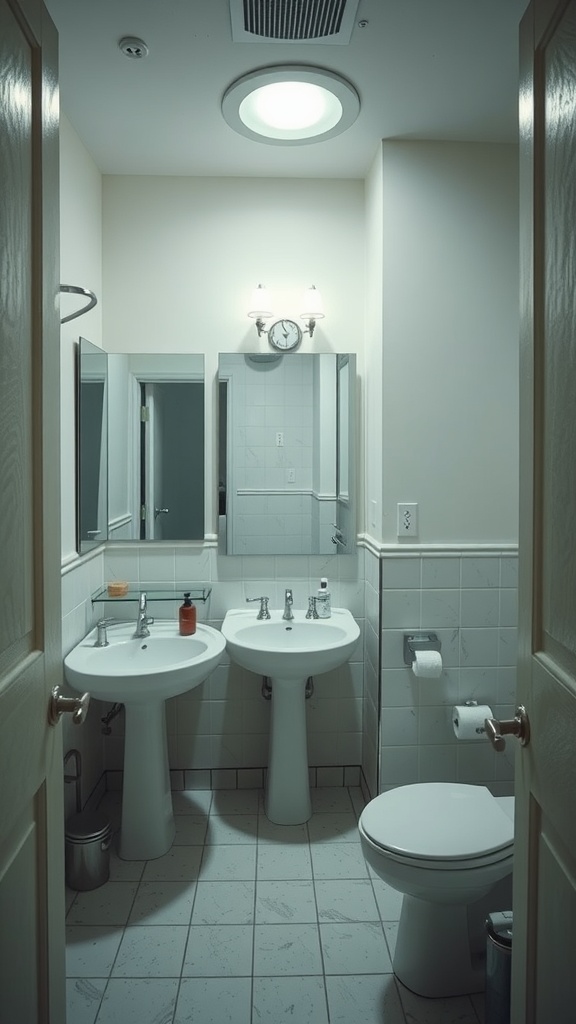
[65,621,225,860]
[221,608,360,825]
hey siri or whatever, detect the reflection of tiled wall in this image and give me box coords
[379,551,518,796]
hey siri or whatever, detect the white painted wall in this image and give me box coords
[60,115,103,562]
[376,141,519,545]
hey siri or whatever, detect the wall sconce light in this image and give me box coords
[248,284,325,350]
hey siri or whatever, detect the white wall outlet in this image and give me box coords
[397,502,418,537]
[286,468,295,483]
[275,431,284,447]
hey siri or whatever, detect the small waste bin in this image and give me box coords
[65,810,112,891]
[486,911,513,1024]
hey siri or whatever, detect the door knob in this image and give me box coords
[484,705,530,752]
[48,685,90,726]
[154,507,169,519]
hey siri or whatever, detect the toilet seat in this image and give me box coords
[360,783,513,868]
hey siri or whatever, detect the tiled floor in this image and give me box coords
[65,786,485,1024]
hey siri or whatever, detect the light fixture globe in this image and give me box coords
[222,65,360,145]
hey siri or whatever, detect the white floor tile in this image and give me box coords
[66,926,124,978]
[141,845,203,882]
[320,921,393,975]
[127,880,196,926]
[191,880,255,925]
[112,924,188,977]
[307,812,360,844]
[325,973,405,1024]
[174,976,252,1024]
[66,978,106,1024]
[255,879,317,924]
[311,789,355,813]
[199,843,257,880]
[257,816,308,845]
[257,843,312,880]
[210,788,261,815]
[173,816,209,845]
[383,920,399,961]
[67,882,139,926]
[204,814,258,844]
[310,842,369,880]
[315,879,380,923]
[95,978,179,1024]
[252,975,330,1023]
[108,847,145,883]
[172,790,212,815]
[182,924,253,976]
[253,923,323,976]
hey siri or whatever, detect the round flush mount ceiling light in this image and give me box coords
[221,65,360,145]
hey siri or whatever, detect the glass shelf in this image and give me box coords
[91,586,212,604]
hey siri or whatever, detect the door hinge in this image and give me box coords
[140,405,149,422]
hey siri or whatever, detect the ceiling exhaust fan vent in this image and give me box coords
[230,0,360,44]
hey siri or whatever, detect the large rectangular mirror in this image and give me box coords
[76,344,205,549]
[218,352,356,555]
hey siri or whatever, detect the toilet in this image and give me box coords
[359,782,514,998]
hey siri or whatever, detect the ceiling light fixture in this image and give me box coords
[222,65,360,145]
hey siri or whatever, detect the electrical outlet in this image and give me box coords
[397,502,418,537]
[286,468,295,483]
[275,431,284,447]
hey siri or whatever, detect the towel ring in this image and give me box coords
[60,284,97,324]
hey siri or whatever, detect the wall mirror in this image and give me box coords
[218,352,356,555]
[76,344,204,549]
[77,338,109,553]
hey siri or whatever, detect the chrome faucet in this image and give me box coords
[283,588,294,621]
[134,592,153,638]
[246,596,270,620]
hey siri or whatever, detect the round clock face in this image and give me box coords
[268,319,302,352]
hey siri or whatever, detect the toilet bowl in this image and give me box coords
[358,782,514,998]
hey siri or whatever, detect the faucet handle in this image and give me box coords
[305,596,319,619]
[246,596,271,620]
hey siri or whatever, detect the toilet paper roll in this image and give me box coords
[411,649,443,678]
[452,704,494,740]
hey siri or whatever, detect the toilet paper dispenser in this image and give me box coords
[403,632,441,666]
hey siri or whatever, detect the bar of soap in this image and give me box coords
[107,581,129,597]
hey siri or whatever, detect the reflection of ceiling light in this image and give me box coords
[222,66,360,145]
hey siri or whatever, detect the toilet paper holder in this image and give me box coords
[403,632,441,666]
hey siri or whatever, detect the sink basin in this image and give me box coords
[64,620,225,860]
[222,607,360,825]
[65,620,225,703]
[221,608,359,681]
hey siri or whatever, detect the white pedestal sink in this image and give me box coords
[221,608,360,825]
[64,621,225,860]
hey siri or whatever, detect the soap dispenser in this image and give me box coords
[316,577,331,618]
[179,592,196,636]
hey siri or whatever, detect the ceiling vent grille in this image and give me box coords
[229,0,360,44]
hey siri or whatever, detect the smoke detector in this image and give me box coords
[119,37,149,59]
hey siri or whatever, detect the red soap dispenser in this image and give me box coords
[179,592,196,636]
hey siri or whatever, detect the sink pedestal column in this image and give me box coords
[265,676,311,825]
[119,700,175,860]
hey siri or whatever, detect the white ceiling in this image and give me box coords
[43,0,528,179]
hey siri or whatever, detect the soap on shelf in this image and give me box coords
[107,581,129,597]
[179,592,197,635]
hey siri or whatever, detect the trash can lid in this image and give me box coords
[65,810,112,842]
[486,911,513,949]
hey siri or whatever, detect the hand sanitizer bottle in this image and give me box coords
[316,578,331,618]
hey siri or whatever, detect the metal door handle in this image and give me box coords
[48,685,90,726]
[154,507,169,519]
[484,705,530,752]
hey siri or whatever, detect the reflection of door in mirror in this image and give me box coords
[139,381,204,541]
[77,338,108,554]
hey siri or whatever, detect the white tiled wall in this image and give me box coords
[379,551,518,795]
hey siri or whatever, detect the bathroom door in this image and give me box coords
[0,1,65,1022]
[513,0,576,1019]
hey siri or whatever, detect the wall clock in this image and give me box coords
[267,319,302,352]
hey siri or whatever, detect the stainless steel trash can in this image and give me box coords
[65,811,112,891]
[486,911,513,1024]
